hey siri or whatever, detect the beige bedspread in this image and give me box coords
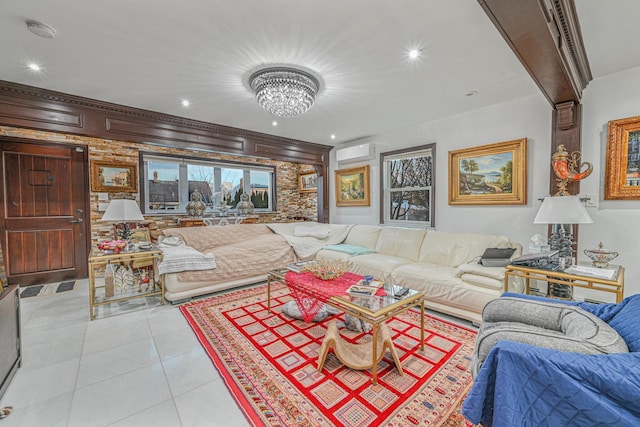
[161,224,296,283]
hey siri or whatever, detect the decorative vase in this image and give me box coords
[186,189,206,217]
[236,192,254,216]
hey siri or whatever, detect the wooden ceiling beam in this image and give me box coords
[477,0,592,105]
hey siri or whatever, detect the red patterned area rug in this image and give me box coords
[180,283,477,426]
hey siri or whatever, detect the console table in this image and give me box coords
[504,262,624,303]
[88,248,164,320]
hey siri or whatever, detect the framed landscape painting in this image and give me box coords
[298,172,318,193]
[335,165,370,207]
[448,138,527,205]
[91,161,138,193]
[605,115,640,200]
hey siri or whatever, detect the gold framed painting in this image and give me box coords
[298,172,318,193]
[91,161,138,193]
[605,115,640,200]
[335,165,370,207]
[448,138,527,205]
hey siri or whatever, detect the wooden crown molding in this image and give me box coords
[0,80,331,166]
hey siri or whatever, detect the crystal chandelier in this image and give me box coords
[249,67,319,117]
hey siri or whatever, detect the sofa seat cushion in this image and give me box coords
[459,273,503,290]
[315,248,354,262]
[348,253,413,282]
[391,263,501,315]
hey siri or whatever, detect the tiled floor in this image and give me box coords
[0,280,476,427]
[0,279,248,427]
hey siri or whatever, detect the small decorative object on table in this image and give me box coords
[186,189,206,217]
[236,192,254,216]
[584,242,619,268]
[97,240,128,254]
[305,260,351,280]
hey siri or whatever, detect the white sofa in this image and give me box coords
[315,225,522,323]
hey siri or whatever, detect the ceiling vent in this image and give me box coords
[335,143,375,164]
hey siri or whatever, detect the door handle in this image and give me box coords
[70,218,84,224]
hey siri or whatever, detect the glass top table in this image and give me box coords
[267,268,424,384]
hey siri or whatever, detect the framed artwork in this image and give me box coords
[91,161,138,193]
[298,172,318,193]
[605,115,640,200]
[335,165,370,207]
[113,223,149,241]
[448,138,527,205]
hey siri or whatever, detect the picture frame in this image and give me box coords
[605,115,640,200]
[91,161,138,193]
[448,138,527,205]
[298,172,318,193]
[335,165,370,207]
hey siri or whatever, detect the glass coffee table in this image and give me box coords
[267,268,425,384]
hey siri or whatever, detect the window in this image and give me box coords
[141,153,274,214]
[380,144,435,226]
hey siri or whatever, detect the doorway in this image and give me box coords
[0,139,89,286]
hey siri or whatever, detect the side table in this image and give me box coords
[504,262,624,303]
[88,248,165,320]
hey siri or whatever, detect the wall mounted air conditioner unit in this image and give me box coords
[335,143,375,164]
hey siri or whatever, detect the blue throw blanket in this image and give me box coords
[322,243,375,256]
[462,293,640,426]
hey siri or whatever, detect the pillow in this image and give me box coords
[281,300,338,322]
[294,225,331,239]
[158,235,183,246]
[342,314,372,333]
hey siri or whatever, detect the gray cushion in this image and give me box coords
[472,297,629,378]
[281,300,339,322]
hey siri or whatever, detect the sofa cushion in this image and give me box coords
[374,227,427,262]
[419,231,513,267]
[315,249,356,262]
[344,225,382,249]
[349,253,413,282]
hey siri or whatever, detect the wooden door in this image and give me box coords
[0,140,89,285]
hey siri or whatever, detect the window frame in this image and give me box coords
[139,151,276,215]
[379,144,436,227]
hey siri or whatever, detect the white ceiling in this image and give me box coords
[1,0,639,147]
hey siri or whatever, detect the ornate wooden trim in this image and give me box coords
[478,0,592,104]
[0,80,332,222]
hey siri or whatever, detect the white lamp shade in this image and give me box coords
[533,195,593,224]
[101,199,144,222]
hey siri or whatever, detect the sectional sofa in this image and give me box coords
[159,222,521,323]
[315,225,522,323]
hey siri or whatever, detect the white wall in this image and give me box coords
[330,67,640,298]
[580,65,640,298]
[330,94,553,250]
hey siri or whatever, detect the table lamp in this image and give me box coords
[533,195,593,298]
[101,199,145,243]
[533,195,593,257]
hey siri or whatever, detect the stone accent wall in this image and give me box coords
[0,125,317,248]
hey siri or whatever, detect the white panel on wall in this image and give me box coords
[336,143,375,164]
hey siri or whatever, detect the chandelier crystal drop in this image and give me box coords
[249,67,319,117]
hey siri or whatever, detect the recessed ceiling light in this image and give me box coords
[26,20,56,39]
[27,62,41,72]
[408,49,422,59]
[330,134,336,140]
[181,99,190,107]
[272,121,278,127]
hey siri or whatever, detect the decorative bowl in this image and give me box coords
[305,260,351,280]
[584,242,618,268]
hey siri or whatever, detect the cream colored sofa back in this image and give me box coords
[374,227,427,262]
[418,231,514,267]
[344,225,382,249]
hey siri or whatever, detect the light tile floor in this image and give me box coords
[0,279,248,427]
[0,280,476,427]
